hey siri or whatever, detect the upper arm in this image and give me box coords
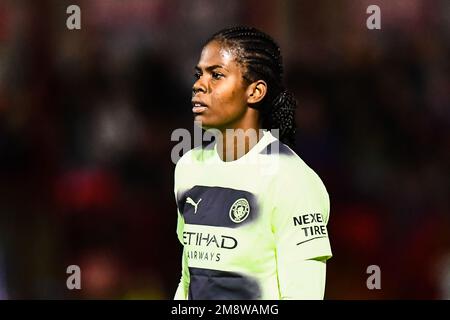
[271,168,332,298]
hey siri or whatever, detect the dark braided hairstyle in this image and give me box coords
[206,26,297,148]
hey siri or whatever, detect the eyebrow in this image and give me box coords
[195,64,228,72]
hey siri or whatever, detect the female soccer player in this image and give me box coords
[173,26,332,300]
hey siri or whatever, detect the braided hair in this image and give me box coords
[206,26,297,148]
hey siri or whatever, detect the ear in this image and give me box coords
[246,80,267,105]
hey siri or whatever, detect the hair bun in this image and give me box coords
[272,89,296,112]
[271,89,297,144]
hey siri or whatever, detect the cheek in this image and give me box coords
[212,83,245,109]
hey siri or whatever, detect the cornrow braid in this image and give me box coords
[206,26,297,148]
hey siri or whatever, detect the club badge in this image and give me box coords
[229,198,250,223]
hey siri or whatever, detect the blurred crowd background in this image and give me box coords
[0,0,449,299]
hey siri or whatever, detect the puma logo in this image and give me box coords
[186,197,202,214]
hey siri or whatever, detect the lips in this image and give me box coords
[191,100,208,114]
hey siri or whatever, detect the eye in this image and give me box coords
[211,72,224,80]
[194,71,201,80]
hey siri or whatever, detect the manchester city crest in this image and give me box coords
[229,198,250,223]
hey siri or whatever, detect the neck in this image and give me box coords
[216,124,263,162]
[211,106,263,162]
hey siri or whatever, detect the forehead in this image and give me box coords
[197,41,240,70]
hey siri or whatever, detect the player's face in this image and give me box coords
[192,40,250,130]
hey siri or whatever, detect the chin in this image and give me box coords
[194,115,215,129]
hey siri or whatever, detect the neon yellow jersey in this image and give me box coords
[174,130,332,300]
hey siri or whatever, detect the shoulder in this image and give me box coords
[257,136,325,188]
[268,143,331,223]
[269,142,323,186]
[270,142,329,205]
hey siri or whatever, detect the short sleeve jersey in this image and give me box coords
[174,130,332,299]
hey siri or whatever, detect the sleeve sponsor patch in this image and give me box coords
[292,213,328,245]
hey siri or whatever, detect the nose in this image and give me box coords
[192,78,206,95]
